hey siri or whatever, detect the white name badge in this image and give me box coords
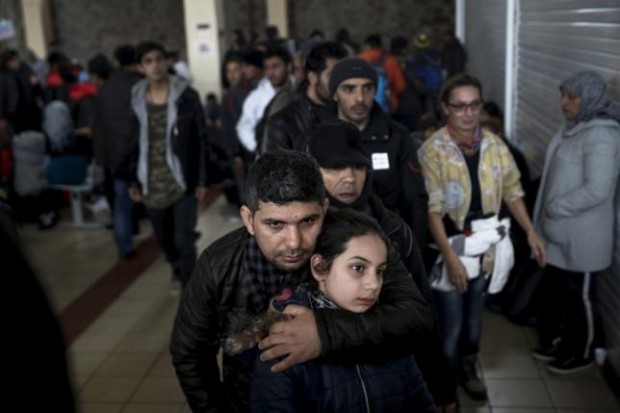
[371,152,390,170]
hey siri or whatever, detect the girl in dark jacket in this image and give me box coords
[249,208,436,413]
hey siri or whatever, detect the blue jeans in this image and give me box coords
[113,179,135,256]
[433,274,487,371]
[146,194,198,287]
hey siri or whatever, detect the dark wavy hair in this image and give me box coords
[304,41,348,76]
[245,150,325,213]
[313,207,389,273]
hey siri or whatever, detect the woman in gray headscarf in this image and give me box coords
[532,71,620,374]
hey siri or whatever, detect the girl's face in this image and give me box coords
[311,234,387,313]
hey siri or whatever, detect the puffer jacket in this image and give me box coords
[170,226,436,412]
[250,286,437,413]
[261,93,323,154]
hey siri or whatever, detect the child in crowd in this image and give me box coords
[248,208,436,413]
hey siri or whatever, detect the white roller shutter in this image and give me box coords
[462,0,620,375]
[464,0,508,110]
[515,0,620,177]
[515,0,620,375]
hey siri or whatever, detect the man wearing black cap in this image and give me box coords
[327,57,429,249]
[307,120,458,412]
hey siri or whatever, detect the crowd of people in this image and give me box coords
[1,23,619,413]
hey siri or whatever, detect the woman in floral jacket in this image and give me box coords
[417,73,546,401]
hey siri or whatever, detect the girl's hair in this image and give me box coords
[313,207,389,273]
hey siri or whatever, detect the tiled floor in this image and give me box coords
[18,196,620,413]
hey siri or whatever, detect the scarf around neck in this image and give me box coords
[447,123,482,154]
[243,236,305,313]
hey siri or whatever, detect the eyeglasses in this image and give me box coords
[447,100,484,114]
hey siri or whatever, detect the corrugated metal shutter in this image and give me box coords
[463,0,620,375]
[464,0,508,110]
[514,0,620,374]
[515,0,620,177]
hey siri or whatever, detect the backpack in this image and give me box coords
[369,56,390,113]
[412,52,444,94]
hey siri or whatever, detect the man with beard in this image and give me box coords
[260,41,347,153]
[170,150,436,412]
[306,120,458,412]
[328,57,429,248]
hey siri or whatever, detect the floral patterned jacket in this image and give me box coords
[417,126,524,231]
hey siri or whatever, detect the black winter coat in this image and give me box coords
[250,287,436,413]
[170,227,436,412]
[93,69,142,171]
[261,94,323,154]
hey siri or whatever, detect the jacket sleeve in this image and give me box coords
[170,251,225,412]
[117,111,140,184]
[261,111,292,154]
[547,127,619,218]
[397,126,429,248]
[250,357,302,412]
[314,243,436,363]
[405,357,440,413]
[191,89,210,187]
[236,91,259,152]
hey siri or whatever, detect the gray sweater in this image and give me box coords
[534,118,620,272]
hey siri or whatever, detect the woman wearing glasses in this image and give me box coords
[417,73,546,401]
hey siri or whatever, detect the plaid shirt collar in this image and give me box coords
[243,236,306,313]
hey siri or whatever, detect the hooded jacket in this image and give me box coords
[127,75,208,193]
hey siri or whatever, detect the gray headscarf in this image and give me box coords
[560,71,620,131]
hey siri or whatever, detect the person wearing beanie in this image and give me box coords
[306,120,458,411]
[325,56,430,251]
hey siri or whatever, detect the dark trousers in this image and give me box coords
[146,194,198,287]
[536,264,597,360]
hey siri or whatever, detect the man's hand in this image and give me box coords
[128,186,142,202]
[258,305,321,373]
[195,186,207,202]
[439,402,458,413]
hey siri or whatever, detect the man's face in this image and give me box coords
[560,88,582,121]
[310,57,338,104]
[264,56,290,89]
[139,50,168,83]
[242,63,261,83]
[320,166,366,205]
[240,200,327,271]
[335,78,375,128]
[226,61,243,87]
